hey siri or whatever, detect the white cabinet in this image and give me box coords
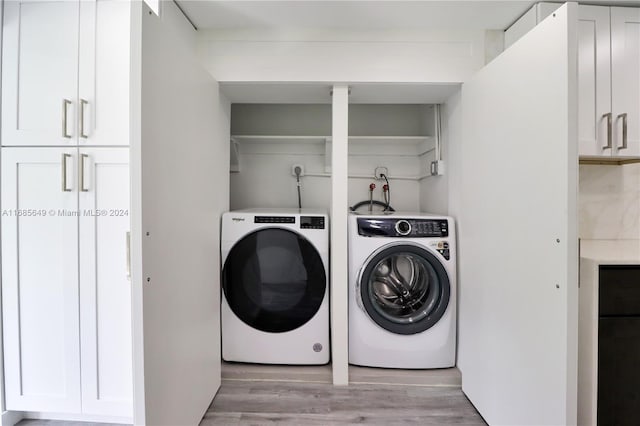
[1,0,132,417]
[578,6,640,161]
[78,149,132,417]
[458,5,579,424]
[610,7,640,158]
[1,0,130,147]
[1,1,227,424]
[578,6,611,157]
[507,4,640,162]
[504,2,560,49]
[1,148,81,413]
[1,147,132,417]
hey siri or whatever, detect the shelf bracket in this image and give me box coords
[230,138,240,173]
[324,137,332,173]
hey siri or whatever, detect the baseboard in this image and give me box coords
[22,411,132,424]
[1,410,25,426]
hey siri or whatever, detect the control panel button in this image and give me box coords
[395,220,411,236]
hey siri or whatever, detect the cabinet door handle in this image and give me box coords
[617,113,628,150]
[62,99,72,138]
[79,99,89,139]
[80,154,89,192]
[602,112,612,150]
[62,153,72,192]
[126,231,131,280]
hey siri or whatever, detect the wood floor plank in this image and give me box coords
[205,380,486,425]
[16,369,483,425]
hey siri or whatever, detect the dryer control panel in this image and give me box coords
[255,216,295,224]
[253,215,326,230]
[300,216,325,229]
[357,218,448,238]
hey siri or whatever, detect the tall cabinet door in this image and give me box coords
[78,1,130,146]
[1,1,79,146]
[611,7,640,157]
[133,2,228,424]
[78,148,132,417]
[458,4,578,426]
[577,6,611,157]
[1,148,81,412]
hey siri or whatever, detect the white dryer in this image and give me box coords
[348,212,456,368]
[221,209,329,365]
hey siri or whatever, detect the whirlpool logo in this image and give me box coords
[231,217,245,222]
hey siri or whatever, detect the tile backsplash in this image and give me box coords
[579,164,640,240]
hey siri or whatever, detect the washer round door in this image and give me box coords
[223,228,327,333]
[359,244,450,335]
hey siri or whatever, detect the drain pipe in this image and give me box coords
[430,104,445,176]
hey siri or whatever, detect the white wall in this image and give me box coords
[420,97,463,216]
[0,0,5,417]
[579,164,640,240]
[229,104,434,212]
[199,28,486,83]
[446,90,464,219]
[232,104,331,136]
[348,156,421,212]
[230,104,434,136]
[443,90,463,378]
[230,148,329,210]
[229,148,422,212]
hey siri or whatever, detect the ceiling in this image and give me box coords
[177,0,640,31]
[177,1,544,31]
[183,0,640,104]
[219,82,461,103]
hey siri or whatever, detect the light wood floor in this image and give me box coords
[17,421,120,426]
[203,379,485,425]
[202,362,486,425]
[15,365,485,426]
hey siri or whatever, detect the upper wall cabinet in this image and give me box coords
[610,8,640,158]
[579,6,640,162]
[1,1,130,147]
[578,6,611,158]
[506,4,640,163]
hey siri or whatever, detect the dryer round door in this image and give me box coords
[223,228,327,333]
[359,244,450,335]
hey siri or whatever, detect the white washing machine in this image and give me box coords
[221,209,329,365]
[348,212,456,368]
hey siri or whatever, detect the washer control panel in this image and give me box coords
[358,218,448,238]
